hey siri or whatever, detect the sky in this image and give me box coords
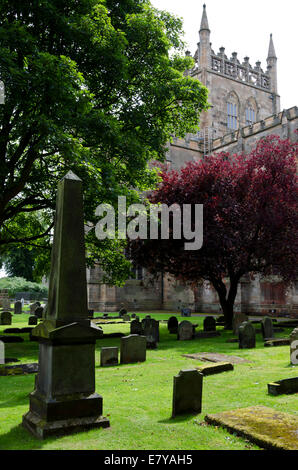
[151,0,298,110]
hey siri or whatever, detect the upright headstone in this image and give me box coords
[28,316,38,326]
[22,171,109,439]
[120,334,146,364]
[233,313,249,335]
[177,321,193,340]
[181,308,191,317]
[0,340,4,365]
[238,321,256,349]
[14,301,22,315]
[34,306,44,319]
[119,307,127,317]
[123,314,131,322]
[100,347,119,367]
[30,302,40,315]
[261,317,274,340]
[290,328,298,365]
[168,316,179,334]
[172,369,203,417]
[2,298,11,310]
[203,316,216,332]
[0,311,12,325]
[130,319,143,335]
[141,318,159,348]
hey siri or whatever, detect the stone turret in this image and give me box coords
[198,4,211,71]
[267,34,279,113]
[267,34,277,93]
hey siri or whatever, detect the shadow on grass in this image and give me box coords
[158,413,199,424]
[0,423,57,450]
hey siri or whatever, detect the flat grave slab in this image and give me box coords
[183,352,251,364]
[196,362,234,376]
[205,405,298,450]
[268,377,298,395]
[264,338,290,347]
[0,363,38,376]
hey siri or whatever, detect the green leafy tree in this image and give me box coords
[0,0,209,283]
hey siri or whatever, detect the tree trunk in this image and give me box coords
[211,277,240,330]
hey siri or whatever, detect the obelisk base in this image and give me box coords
[23,410,110,440]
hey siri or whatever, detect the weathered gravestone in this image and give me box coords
[177,321,193,340]
[28,316,38,326]
[216,315,225,325]
[233,313,249,335]
[268,377,298,396]
[30,302,40,315]
[181,308,191,317]
[261,317,274,340]
[120,334,146,364]
[14,301,22,315]
[141,318,159,349]
[290,328,298,365]
[1,298,11,310]
[123,314,131,321]
[168,316,179,334]
[130,319,143,335]
[239,321,256,349]
[22,171,109,439]
[119,308,127,317]
[172,369,203,417]
[100,347,119,367]
[203,316,216,332]
[131,313,136,319]
[34,306,44,319]
[0,340,4,364]
[0,311,12,325]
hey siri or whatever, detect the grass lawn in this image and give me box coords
[0,312,297,450]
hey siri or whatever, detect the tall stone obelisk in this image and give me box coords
[22,172,110,439]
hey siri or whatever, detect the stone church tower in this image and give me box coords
[87,4,298,316]
[193,4,279,138]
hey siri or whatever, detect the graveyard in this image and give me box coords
[0,310,297,450]
[0,0,297,455]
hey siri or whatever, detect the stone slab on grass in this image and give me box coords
[183,352,251,364]
[196,362,234,376]
[205,406,298,450]
[0,363,38,376]
[264,338,290,347]
[268,377,298,395]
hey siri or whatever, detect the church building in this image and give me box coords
[87,4,298,316]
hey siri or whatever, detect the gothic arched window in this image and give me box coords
[226,92,239,130]
[245,98,258,125]
[227,102,237,130]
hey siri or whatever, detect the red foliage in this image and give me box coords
[130,136,298,327]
